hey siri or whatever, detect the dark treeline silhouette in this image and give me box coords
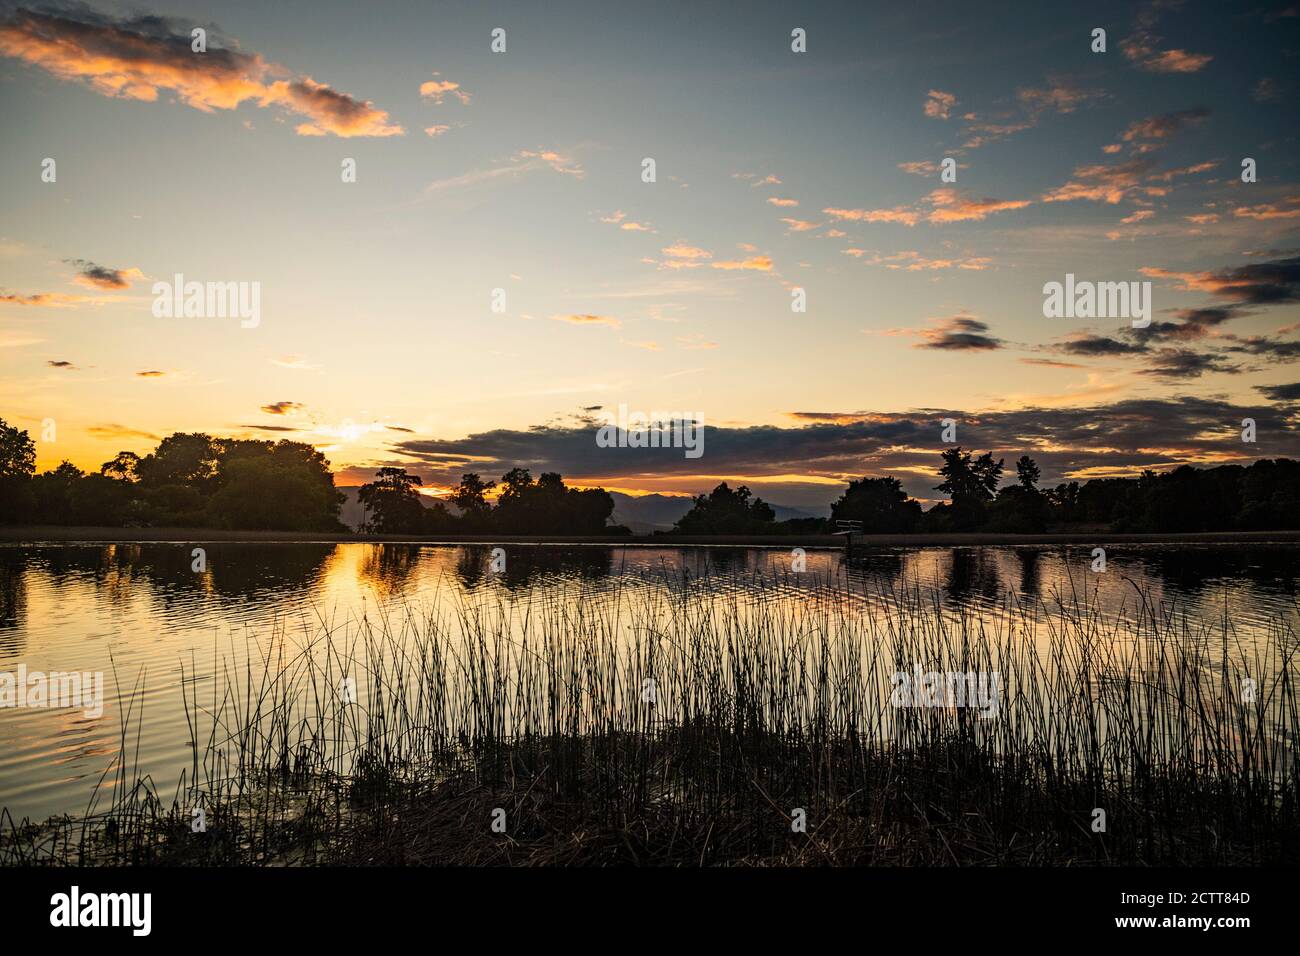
[357,466,627,536]
[672,448,1300,535]
[3,417,1297,535]
[0,419,343,531]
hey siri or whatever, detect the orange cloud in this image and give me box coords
[1041,160,1150,205]
[1121,32,1213,73]
[924,89,957,119]
[87,424,160,442]
[767,197,799,207]
[1140,48,1213,73]
[418,73,470,105]
[516,148,584,178]
[0,8,403,137]
[0,292,98,307]
[823,205,921,227]
[1233,197,1300,221]
[711,256,773,272]
[924,188,1030,223]
[1017,80,1105,115]
[825,189,1028,227]
[551,313,621,328]
[661,244,711,260]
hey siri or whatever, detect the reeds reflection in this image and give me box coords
[0,541,1295,825]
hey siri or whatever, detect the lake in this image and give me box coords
[1,541,1296,824]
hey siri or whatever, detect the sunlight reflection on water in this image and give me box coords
[0,541,1295,822]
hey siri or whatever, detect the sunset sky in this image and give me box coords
[2,0,1298,509]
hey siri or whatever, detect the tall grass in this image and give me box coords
[2,570,1296,865]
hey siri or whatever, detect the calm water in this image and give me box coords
[1,541,1296,823]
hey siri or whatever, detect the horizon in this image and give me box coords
[2,0,1299,512]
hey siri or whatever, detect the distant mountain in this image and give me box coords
[336,486,455,531]
[336,486,818,534]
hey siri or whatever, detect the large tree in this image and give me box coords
[830,476,921,533]
[935,447,1004,530]
[674,483,775,534]
[449,473,496,530]
[357,467,425,534]
[1016,455,1041,491]
[0,419,37,524]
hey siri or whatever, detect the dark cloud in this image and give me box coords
[1138,348,1242,378]
[1060,336,1147,356]
[916,315,1003,350]
[387,397,1300,505]
[1121,108,1211,142]
[1224,337,1300,361]
[1256,382,1300,402]
[65,258,139,290]
[1214,256,1300,306]
[260,401,303,416]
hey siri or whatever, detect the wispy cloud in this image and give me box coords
[423,147,584,195]
[1,291,100,307]
[824,188,1029,226]
[551,313,621,329]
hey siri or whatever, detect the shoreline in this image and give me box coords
[1,525,1299,548]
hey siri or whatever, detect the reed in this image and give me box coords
[2,570,1296,865]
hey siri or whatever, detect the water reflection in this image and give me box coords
[0,540,1296,824]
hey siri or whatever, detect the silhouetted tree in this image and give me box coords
[1016,455,1041,491]
[358,467,425,534]
[450,473,496,531]
[491,468,615,534]
[830,476,921,533]
[31,461,83,523]
[673,483,775,534]
[0,419,36,524]
[100,451,140,482]
[935,447,1003,530]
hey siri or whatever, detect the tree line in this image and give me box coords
[671,448,1300,535]
[2,417,1297,535]
[357,466,622,535]
[0,420,343,530]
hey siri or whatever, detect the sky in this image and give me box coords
[1,0,1298,510]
